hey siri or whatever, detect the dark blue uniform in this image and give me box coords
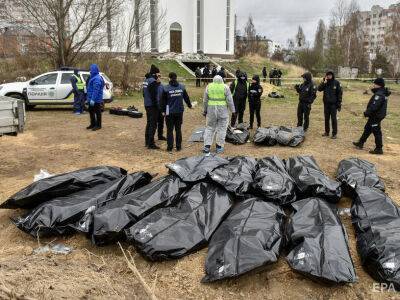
[143,76,159,147]
[160,80,192,151]
[359,87,390,150]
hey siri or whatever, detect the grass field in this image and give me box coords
[0,79,399,299]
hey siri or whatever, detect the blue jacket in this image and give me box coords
[160,81,192,114]
[143,77,158,107]
[87,64,104,103]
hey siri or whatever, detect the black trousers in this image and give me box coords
[157,111,165,139]
[145,106,158,147]
[359,119,383,150]
[166,113,183,150]
[231,98,246,127]
[88,103,102,128]
[249,100,261,128]
[196,79,201,87]
[297,102,311,131]
[324,104,338,136]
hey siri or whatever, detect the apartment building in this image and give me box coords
[359,3,400,58]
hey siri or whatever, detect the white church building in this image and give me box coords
[116,0,236,57]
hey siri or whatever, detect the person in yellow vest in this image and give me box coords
[203,75,236,155]
[70,69,86,115]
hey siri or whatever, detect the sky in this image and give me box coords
[235,0,397,46]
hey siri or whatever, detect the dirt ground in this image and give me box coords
[0,81,399,300]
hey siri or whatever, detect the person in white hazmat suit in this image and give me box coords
[203,75,236,155]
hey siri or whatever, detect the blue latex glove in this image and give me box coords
[89,100,95,107]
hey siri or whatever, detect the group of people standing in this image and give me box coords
[295,70,389,154]
[195,65,226,87]
[143,65,192,152]
[262,67,282,86]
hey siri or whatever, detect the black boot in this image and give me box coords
[353,141,364,149]
[369,148,383,155]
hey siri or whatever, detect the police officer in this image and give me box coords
[71,69,85,115]
[156,76,167,141]
[160,72,192,153]
[295,72,317,131]
[353,78,390,155]
[318,70,343,139]
[230,71,249,127]
[143,65,161,150]
[248,75,264,129]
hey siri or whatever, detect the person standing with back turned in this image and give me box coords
[160,72,192,153]
[295,72,317,132]
[318,70,343,139]
[86,64,104,131]
[203,75,236,155]
[71,69,85,115]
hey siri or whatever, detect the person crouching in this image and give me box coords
[160,72,192,153]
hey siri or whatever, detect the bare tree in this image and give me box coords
[244,15,257,53]
[8,0,123,68]
[295,26,306,48]
[114,0,166,90]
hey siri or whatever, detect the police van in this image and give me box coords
[0,68,113,109]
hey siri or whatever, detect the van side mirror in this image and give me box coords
[29,81,36,86]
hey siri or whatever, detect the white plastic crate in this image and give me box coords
[0,96,26,136]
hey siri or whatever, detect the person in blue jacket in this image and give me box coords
[160,72,192,152]
[86,64,104,131]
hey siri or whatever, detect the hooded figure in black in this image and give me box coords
[230,72,249,127]
[318,70,343,138]
[353,78,390,155]
[160,72,192,152]
[262,67,267,82]
[203,65,211,85]
[295,72,317,131]
[248,75,264,129]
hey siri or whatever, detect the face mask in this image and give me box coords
[240,77,246,80]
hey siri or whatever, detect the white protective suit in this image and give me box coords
[203,76,236,147]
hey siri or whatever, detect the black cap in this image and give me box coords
[169,72,177,80]
[374,78,385,87]
[150,64,160,75]
[252,75,260,83]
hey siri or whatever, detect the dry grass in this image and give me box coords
[0,81,399,299]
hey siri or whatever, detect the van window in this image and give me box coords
[35,73,58,85]
[61,73,74,84]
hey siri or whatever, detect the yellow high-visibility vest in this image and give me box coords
[73,74,85,91]
[207,83,226,106]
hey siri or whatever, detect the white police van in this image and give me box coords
[0,68,113,109]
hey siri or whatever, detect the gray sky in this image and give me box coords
[235,0,397,46]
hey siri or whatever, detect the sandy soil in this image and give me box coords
[0,83,399,300]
